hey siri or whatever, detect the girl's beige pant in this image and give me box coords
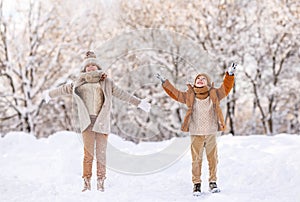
[82,116,107,180]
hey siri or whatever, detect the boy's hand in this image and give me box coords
[228,63,237,75]
[155,73,166,83]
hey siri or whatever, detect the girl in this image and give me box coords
[44,51,151,192]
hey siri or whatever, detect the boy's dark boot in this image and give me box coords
[193,183,201,196]
[209,182,220,193]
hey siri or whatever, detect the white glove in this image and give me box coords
[43,90,51,104]
[154,73,166,83]
[138,99,151,113]
[227,62,237,75]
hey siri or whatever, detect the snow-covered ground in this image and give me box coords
[1,132,300,202]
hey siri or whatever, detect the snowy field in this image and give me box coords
[1,132,300,202]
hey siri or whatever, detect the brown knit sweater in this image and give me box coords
[162,72,235,132]
[189,97,218,135]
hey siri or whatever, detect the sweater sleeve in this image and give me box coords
[111,80,141,106]
[48,83,73,98]
[216,72,235,100]
[162,80,188,104]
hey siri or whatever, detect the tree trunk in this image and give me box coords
[226,84,236,135]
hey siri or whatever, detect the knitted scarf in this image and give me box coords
[75,70,106,87]
[193,86,209,100]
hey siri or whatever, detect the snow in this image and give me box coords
[1,132,300,202]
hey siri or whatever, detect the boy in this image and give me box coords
[156,64,236,196]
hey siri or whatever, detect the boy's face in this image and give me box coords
[195,76,208,87]
[85,64,99,72]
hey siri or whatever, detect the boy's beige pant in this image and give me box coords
[191,134,218,184]
[82,117,108,180]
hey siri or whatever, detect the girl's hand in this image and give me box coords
[43,90,51,103]
[138,99,151,113]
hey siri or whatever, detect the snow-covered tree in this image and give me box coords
[117,0,251,136]
[0,0,113,137]
[0,1,76,136]
[242,0,300,135]
[117,0,300,136]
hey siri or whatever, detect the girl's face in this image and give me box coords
[195,76,208,87]
[85,64,99,72]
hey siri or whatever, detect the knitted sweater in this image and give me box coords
[48,71,141,133]
[162,73,235,132]
[76,83,104,116]
[189,97,218,135]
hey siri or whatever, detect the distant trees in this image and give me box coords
[117,0,300,136]
[0,1,109,137]
[242,0,300,135]
[0,1,76,136]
